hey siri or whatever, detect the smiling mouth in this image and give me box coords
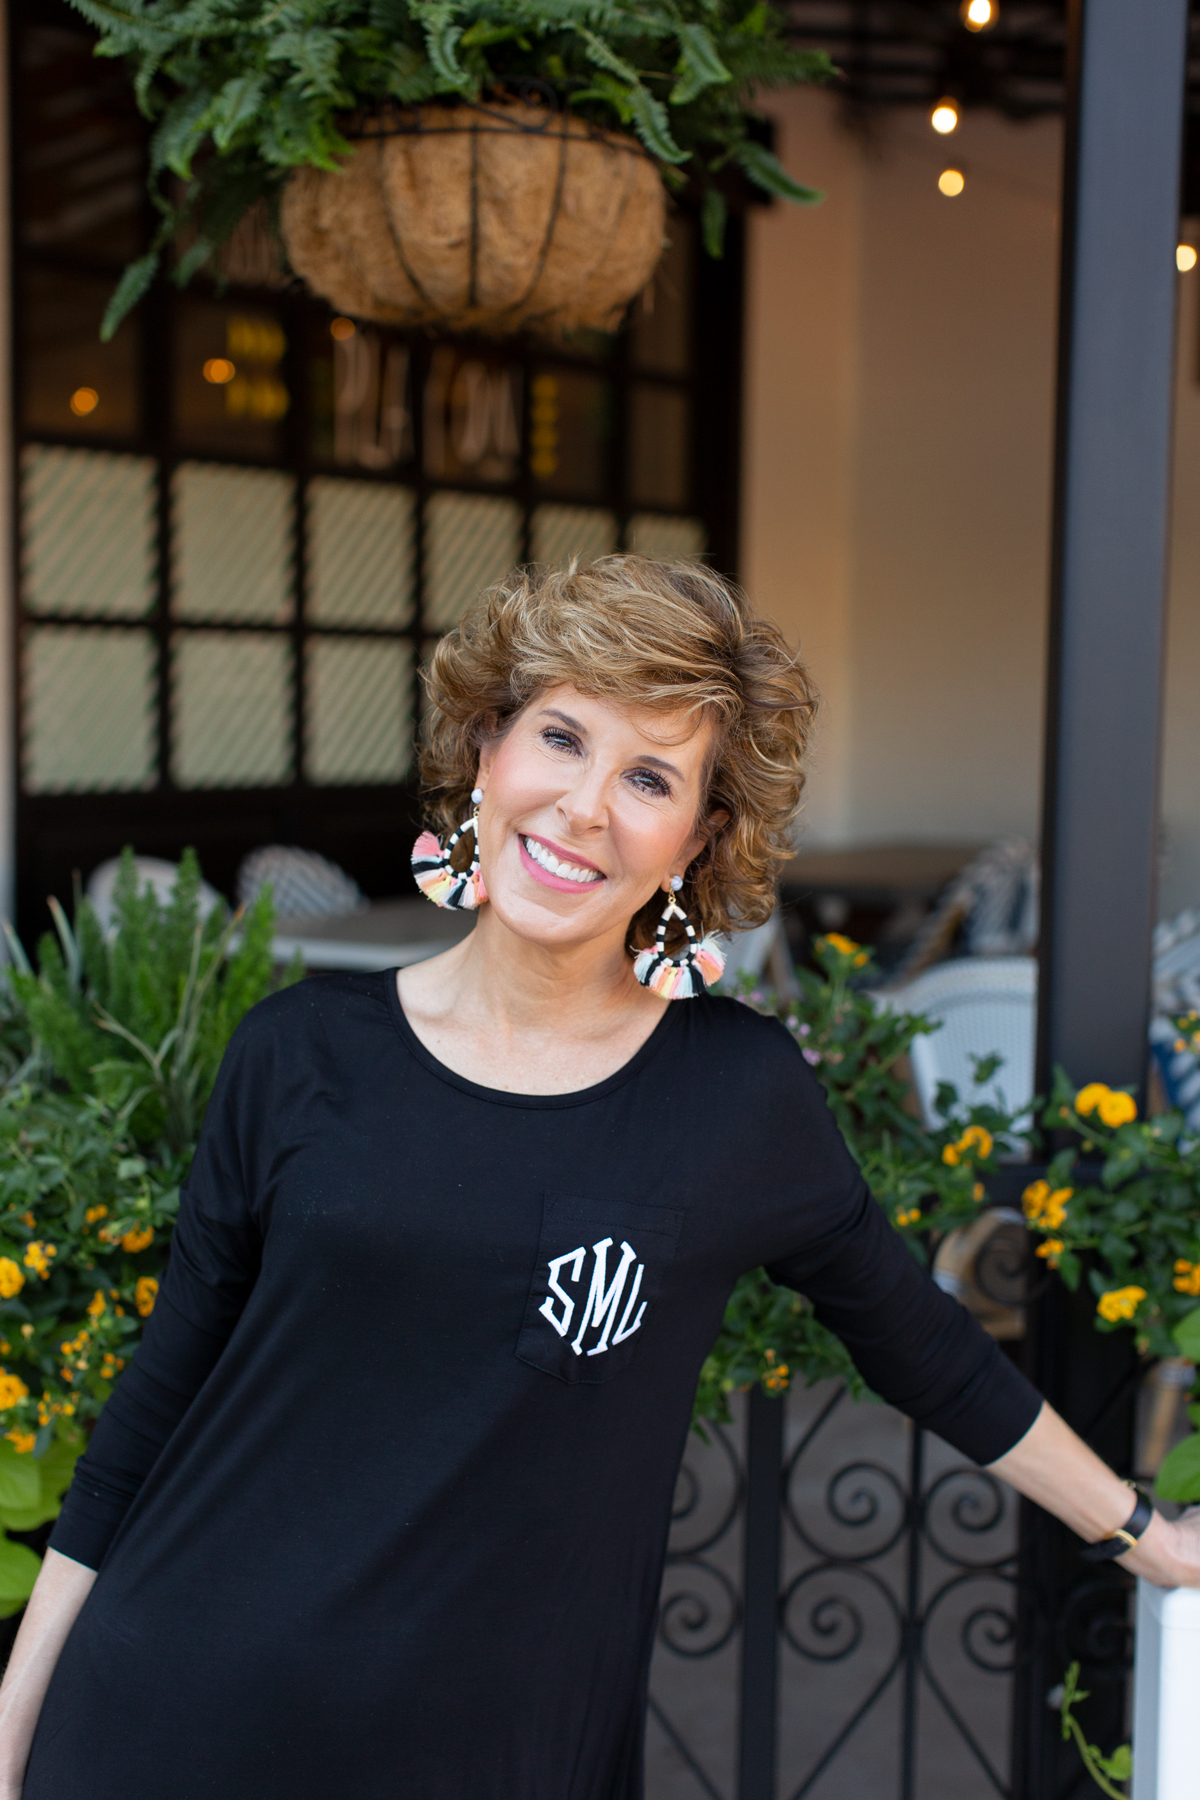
[520,835,605,885]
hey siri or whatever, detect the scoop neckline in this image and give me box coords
[384,969,683,1108]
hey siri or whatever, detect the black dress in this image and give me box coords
[26,973,1040,1800]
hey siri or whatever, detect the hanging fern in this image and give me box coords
[64,0,835,336]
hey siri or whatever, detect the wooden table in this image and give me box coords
[273,897,473,971]
[780,842,985,906]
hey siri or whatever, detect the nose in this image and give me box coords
[556,763,609,836]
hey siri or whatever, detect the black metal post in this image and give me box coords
[1019,2,1189,1794]
[1035,0,1188,1102]
[738,1384,783,1800]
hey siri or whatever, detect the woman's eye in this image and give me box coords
[541,728,581,754]
[630,769,671,799]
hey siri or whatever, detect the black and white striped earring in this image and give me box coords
[633,877,725,999]
[411,787,487,910]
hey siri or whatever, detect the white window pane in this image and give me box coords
[424,493,521,631]
[307,479,415,627]
[173,630,292,787]
[306,638,412,785]
[531,505,618,569]
[23,626,155,792]
[626,515,707,561]
[173,463,293,623]
[22,446,156,619]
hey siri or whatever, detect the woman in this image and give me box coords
[1,556,1196,1799]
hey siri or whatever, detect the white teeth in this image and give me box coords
[522,836,602,884]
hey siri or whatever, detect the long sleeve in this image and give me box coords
[766,1177,1042,1465]
[50,1021,266,1571]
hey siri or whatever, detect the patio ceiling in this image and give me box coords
[787,0,1200,209]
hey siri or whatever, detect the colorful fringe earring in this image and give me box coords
[633,878,725,1000]
[411,788,488,910]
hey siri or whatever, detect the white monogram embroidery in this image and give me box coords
[539,1237,648,1356]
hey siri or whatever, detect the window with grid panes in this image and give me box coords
[9,0,744,939]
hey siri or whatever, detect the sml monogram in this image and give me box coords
[540,1237,648,1358]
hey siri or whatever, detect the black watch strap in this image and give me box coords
[1079,1484,1154,1562]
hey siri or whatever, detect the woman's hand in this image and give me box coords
[988,1401,1200,1586]
[0,1548,96,1795]
[1122,1504,1200,1588]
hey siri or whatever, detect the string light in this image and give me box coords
[1178,244,1197,272]
[938,169,966,197]
[960,0,997,30]
[202,358,236,385]
[931,97,960,135]
[69,387,98,416]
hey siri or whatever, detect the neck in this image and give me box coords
[425,902,655,1040]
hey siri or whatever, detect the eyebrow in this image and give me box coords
[539,708,688,786]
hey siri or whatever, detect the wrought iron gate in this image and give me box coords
[647,1282,1138,1800]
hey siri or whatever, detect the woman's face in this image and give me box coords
[475,685,713,953]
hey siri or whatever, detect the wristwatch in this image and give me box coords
[1079,1483,1154,1562]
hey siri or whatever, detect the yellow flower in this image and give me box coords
[1035,1238,1064,1264]
[894,1207,921,1227]
[19,1324,32,1340]
[1096,1286,1147,1323]
[1097,1090,1137,1128]
[0,1371,29,1411]
[4,1431,34,1455]
[1173,1261,1200,1296]
[1042,1188,1072,1230]
[0,1258,24,1299]
[973,1183,985,1202]
[822,933,861,958]
[87,1290,106,1318]
[762,1362,790,1392]
[1075,1083,1110,1116]
[83,1205,107,1225]
[135,1276,159,1318]
[942,1143,960,1166]
[959,1125,993,1160]
[1023,1179,1049,1220]
[22,1242,56,1280]
[120,1226,153,1254]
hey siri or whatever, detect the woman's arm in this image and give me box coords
[988,1401,1200,1586]
[0,1549,96,1797]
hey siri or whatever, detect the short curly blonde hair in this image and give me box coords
[421,556,818,949]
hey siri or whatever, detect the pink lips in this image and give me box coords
[518,834,606,895]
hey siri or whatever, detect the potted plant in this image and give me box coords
[69,0,833,339]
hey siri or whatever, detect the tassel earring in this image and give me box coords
[411,788,488,910]
[633,878,725,999]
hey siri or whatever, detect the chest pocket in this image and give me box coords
[516,1191,685,1385]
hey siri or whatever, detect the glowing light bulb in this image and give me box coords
[938,168,966,197]
[1178,244,1197,272]
[330,317,356,341]
[69,387,98,416]
[931,98,959,135]
[203,358,236,385]
[961,0,997,30]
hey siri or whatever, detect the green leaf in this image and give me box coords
[734,141,823,204]
[101,253,159,342]
[1098,1745,1132,1781]
[1172,1303,1200,1361]
[0,1532,40,1607]
[0,1441,40,1514]
[671,22,731,105]
[701,186,727,258]
[627,85,689,165]
[1156,1430,1200,1503]
[210,75,265,152]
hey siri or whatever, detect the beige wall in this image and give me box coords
[742,92,1060,851]
[743,87,1200,923]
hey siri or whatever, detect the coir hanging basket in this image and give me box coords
[281,101,667,338]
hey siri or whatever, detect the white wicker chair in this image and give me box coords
[872,955,1036,1127]
[86,856,223,934]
